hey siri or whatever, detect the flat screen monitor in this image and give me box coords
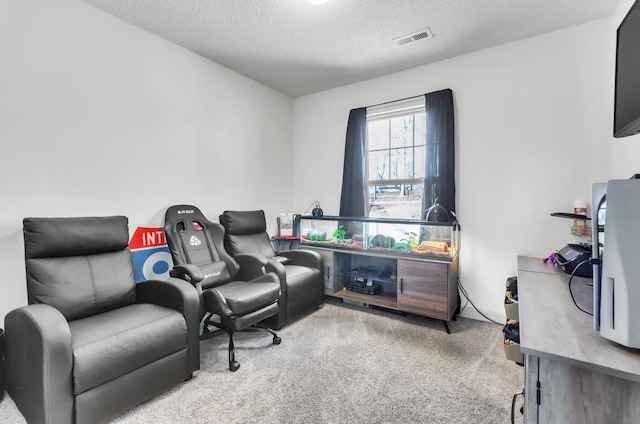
[614,0,640,137]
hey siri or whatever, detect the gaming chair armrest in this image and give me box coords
[137,277,201,373]
[235,253,269,281]
[279,249,323,270]
[170,264,204,283]
[4,304,74,424]
[264,258,287,295]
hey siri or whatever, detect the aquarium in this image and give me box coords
[299,215,458,259]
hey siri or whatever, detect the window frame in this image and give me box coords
[365,98,426,219]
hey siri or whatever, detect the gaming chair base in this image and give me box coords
[202,315,281,371]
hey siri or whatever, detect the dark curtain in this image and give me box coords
[422,89,455,219]
[339,107,367,217]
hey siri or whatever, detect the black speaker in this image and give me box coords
[556,244,592,278]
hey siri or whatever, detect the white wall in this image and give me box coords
[292,18,619,321]
[0,0,293,319]
[1,0,635,324]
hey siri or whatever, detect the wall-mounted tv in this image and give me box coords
[614,0,640,138]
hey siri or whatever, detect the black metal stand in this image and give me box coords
[511,388,524,423]
[200,316,281,372]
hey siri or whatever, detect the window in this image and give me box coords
[366,98,425,219]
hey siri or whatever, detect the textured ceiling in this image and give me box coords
[81,0,620,98]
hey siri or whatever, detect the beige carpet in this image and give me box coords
[0,301,524,423]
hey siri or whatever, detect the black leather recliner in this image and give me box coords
[163,205,282,372]
[4,216,200,424]
[220,210,324,329]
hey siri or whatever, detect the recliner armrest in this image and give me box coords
[170,264,204,283]
[273,256,292,265]
[137,278,201,373]
[278,249,323,270]
[235,252,268,266]
[250,271,280,285]
[4,304,74,424]
[235,253,268,281]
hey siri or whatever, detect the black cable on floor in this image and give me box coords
[457,278,504,325]
[458,290,469,314]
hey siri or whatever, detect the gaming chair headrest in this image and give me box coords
[164,205,209,230]
[163,205,240,286]
[220,210,267,236]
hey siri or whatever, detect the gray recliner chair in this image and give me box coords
[4,216,200,424]
[220,210,324,329]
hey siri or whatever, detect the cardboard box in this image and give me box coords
[504,343,524,364]
[504,302,519,321]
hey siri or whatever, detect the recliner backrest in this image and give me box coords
[220,210,277,259]
[164,205,239,290]
[23,216,137,321]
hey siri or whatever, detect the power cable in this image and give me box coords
[457,278,504,325]
[567,259,594,316]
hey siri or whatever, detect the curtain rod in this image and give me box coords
[366,94,424,109]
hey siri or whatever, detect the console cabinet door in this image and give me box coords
[317,250,335,295]
[302,248,335,295]
[397,260,450,320]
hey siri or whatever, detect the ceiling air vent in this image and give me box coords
[393,28,434,47]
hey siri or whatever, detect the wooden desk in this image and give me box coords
[518,256,640,423]
[271,236,300,251]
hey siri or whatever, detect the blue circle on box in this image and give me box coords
[153,260,170,275]
[131,247,173,282]
[142,251,173,280]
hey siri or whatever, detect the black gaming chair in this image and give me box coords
[163,205,282,372]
